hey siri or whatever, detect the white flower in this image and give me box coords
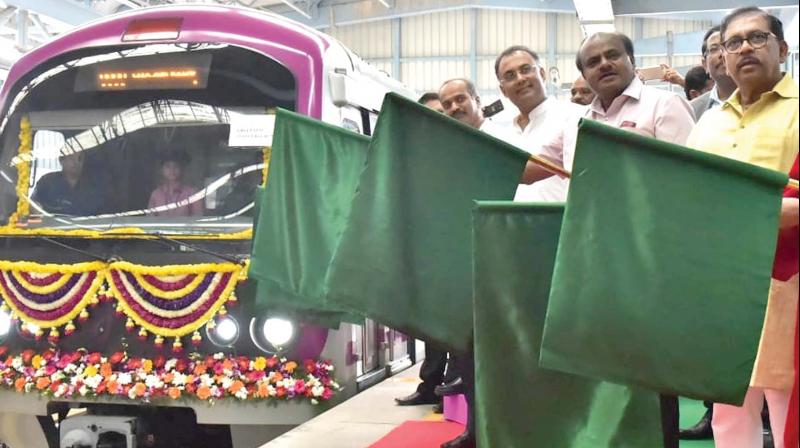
[200,374,213,387]
[54,383,68,398]
[267,385,276,397]
[144,375,163,389]
[171,373,186,386]
[79,385,89,396]
[311,399,319,405]
[12,358,23,369]
[164,359,177,370]
[84,374,102,389]
[221,377,233,390]
[63,364,77,374]
[213,353,224,360]
[128,387,137,400]
[117,373,132,385]
[312,385,324,397]
[235,388,248,400]
[210,385,220,397]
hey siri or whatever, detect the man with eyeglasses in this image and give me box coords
[690,25,739,121]
[687,7,799,448]
[494,45,580,202]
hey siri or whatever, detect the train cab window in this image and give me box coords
[0,44,295,235]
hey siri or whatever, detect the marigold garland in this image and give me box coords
[0,347,339,405]
[0,260,247,348]
[7,116,32,227]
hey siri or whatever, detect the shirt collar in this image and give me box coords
[514,97,553,131]
[708,86,723,108]
[588,76,642,116]
[724,72,798,111]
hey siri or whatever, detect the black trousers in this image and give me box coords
[660,395,679,448]
[417,343,454,395]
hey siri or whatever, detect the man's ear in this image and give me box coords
[778,40,789,64]
[499,83,508,98]
[539,66,547,81]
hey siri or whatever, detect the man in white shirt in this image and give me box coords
[494,45,580,202]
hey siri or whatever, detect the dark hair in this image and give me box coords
[701,25,721,55]
[440,78,479,99]
[683,66,712,100]
[160,150,190,166]
[720,6,784,41]
[575,32,635,72]
[494,46,541,78]
[418,92,439,104]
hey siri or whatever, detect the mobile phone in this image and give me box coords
[637,66,666,81]
[482,100,504,118]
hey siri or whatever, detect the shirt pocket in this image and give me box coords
[745,126,791,171]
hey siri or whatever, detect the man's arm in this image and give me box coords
[779,198,799,231]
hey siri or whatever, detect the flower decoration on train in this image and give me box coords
[0,260,247,350]
[7,116,32,227]
[0,261,107,343]
[105,261,243,352]
[0,348,339,404]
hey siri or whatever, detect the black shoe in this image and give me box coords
[440,429,475,448]
[679,410,712,440]
[435,377,465,397]
[432,401,443,414]
[395,391,439,406]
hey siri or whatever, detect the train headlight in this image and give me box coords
[206,315,239,346]
[249,316,296,354]
[263,318,294,348]
[0,310,11,338]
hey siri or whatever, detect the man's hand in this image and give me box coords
[660,64,686,88]
[779,197,799,230]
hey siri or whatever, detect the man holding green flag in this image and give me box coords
[325,88,528,448]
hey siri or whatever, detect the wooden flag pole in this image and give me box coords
[528,155,571,178]
[527,156,799,191]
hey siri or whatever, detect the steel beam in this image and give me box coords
[612,0,797,15]
[3,0,102,26]
[266,0,577,29]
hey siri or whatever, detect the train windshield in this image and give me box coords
[0,43,296,235]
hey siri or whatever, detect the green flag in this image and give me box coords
[325,93,529,352]
[473,202,662,448]
[540,119,789,404]
[249,110,368,324]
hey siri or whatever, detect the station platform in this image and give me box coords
[260,359,717,448]
[261,363,461,448]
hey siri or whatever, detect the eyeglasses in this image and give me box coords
[721,31,775,53]
[500,64,535,83]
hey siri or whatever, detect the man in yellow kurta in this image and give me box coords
[686,7,799,448]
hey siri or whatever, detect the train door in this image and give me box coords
[337,104,411,389]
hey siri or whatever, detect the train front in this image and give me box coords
[0,6,352,448]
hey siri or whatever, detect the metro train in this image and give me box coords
[0,5,416,447]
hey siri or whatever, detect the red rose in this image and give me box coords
[185,383,197,394]
[41,349,56,361]
[204,356,216,368]
[153,355,166,369]
[0,346,7,358]
[266,357,279,369]
[237,357,250,372]
[21,349,36,365]
[87,352,102,365]
[95,382,107,394]
[175,358,188,373]
[49,381,61,393]
[126,358,142,370]
[109,352,125,365]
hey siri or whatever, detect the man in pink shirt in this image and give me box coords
[520,32,695,448]
[521,32,695,184]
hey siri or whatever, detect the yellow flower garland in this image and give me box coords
[0,260,248,340]
[7,116,32,227]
